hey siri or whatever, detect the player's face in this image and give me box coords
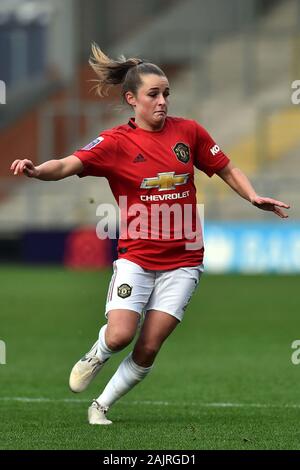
[127,74,170,130]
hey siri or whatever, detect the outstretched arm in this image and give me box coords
[10,155,83,181]
[217,162,290,219]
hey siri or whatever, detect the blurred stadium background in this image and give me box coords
[1,0,300,451]
[0,0,299,271]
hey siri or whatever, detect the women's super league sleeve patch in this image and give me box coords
[81,136,104,150]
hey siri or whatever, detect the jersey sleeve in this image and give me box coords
[73,134,118,178]
[193,121,230,177]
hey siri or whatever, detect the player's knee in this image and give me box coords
[133,342,159,362]
[106,330,135,351]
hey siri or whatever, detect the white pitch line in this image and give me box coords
[0,397,87,403]
[0,397,300,409]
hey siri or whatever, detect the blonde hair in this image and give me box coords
[89,43,165,100]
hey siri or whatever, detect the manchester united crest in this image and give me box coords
[117,283,132,299]
[173,142,190,164]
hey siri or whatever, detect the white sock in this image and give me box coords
[97,353,153,408]
[96,324,114,362]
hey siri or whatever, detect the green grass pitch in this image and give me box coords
[0,266,299,450]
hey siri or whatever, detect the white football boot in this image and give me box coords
[88,400,112,425]
[69,340,107,393]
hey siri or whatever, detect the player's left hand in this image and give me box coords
[251,196,290,218]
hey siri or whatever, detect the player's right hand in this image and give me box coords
[10,159,38,178]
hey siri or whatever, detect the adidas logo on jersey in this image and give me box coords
[133,154,146,163]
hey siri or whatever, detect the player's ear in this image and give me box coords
[125,91,136,107]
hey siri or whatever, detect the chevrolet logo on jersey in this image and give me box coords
[140,172,189,191]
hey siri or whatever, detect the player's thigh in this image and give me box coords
[106,309,140,348]
[134,309,179,351]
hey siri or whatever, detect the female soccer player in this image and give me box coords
[10,44,290,425]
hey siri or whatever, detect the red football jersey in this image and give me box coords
[73,116,230,270]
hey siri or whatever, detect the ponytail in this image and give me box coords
[89,43,165,100]
[89,43,142,97]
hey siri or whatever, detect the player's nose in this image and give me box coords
[158,94,167,106]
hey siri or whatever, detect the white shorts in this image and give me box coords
[105,258,204,322]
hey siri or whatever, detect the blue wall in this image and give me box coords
[1,223,299,273]
[204,222,300,273]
